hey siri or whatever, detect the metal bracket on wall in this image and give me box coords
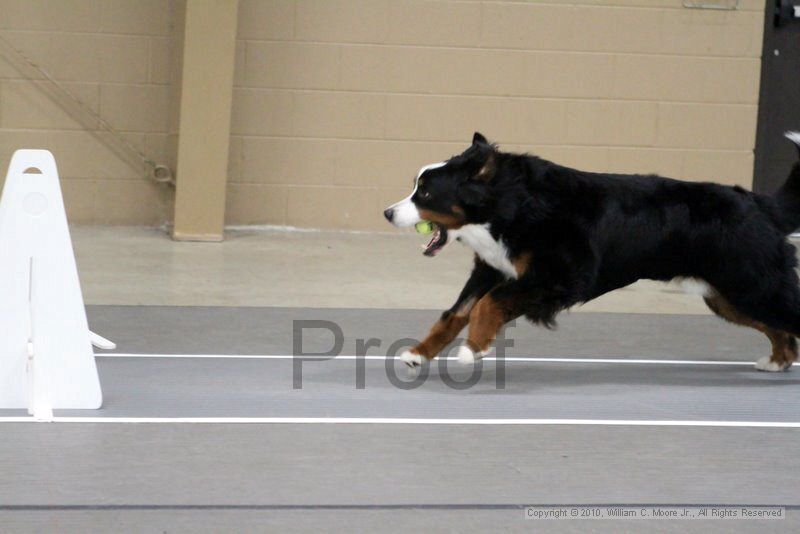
[683,0,740,9]
[0,33,175,186]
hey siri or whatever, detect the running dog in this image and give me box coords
[384,132,800,372]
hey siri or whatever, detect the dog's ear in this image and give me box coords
[469,132,496,181]
[472,132,488,146]
[473,150,496,182]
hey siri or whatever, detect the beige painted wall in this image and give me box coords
[228,0,765,231]
[0,0,179,225]
[0,0,766,230]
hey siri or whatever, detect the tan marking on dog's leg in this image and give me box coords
[759,330,797,371]
[465,294,510,356]
[705,295,797,371]
[411,298,475,360]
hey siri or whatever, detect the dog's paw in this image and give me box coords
[755,356,790,372]
[455,345,488,365]
[399,349,423,368]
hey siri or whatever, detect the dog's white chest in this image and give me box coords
[452,224,517,279]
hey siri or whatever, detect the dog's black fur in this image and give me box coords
[398,132,800,340]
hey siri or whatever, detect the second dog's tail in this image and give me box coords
[772,132,800,234]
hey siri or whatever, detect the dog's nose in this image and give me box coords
[383,208,393,222]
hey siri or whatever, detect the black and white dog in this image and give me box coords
[384,132,800,372]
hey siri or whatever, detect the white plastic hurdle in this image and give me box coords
[0,150,113,420]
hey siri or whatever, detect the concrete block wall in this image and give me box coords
[0,0,766,230]
[228,0,765,231]
[0,0,179,224]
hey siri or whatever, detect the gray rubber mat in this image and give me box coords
[86,305,770,361]
[0,306,788,420]
[3,306,799,532]
[1,356,797,421]
[0,424,798,533]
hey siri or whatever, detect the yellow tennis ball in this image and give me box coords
[415,221,434,234]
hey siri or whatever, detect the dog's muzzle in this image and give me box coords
[383,198,421,228]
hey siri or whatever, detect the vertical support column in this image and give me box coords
[172,0,239,242]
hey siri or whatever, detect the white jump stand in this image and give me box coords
[0,150,113,420]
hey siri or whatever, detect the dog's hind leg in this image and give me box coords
[704,294,798,372]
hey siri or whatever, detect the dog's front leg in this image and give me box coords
[455,286,526,364]
[399,258,502,368]
[456,273,584,363]
[399,307,471,368]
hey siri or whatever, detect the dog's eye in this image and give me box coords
[418,190,431,200]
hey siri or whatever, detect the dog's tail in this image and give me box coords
[772,132,800,234]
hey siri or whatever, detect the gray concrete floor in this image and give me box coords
[72,226,716,313]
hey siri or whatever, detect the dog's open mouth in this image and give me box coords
[422,224,448,257]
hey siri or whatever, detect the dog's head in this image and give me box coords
[383,132,497,256]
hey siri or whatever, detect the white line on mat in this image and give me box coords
[96,354,758,366]
[0,417,798,428]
